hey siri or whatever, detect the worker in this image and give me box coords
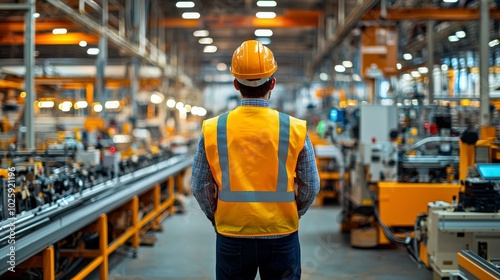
[191,40,320,280]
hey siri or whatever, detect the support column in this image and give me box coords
[95,1,108,115]
[479,0,490,127]
[24,0,35,149]
[427,20,435,104]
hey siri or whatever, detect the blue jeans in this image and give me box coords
[216,231,301,280]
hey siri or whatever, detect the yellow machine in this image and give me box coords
[341,104,463,247]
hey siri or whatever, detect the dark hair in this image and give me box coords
[236,77,273,98]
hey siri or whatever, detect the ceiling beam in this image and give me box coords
[0,32,98,45]
[0,20,79,33]
[161,10,321,29]
[362,7,500,21]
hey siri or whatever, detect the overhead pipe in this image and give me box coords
[309,0,380,79]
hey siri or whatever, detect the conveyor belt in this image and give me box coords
[0,154,194,273]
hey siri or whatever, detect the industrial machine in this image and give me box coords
[341,104,462,247]
[411,163,500,279]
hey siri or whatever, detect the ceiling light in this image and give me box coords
[352,74,361,81]
[38,101,54,108]
[334,65,346,72]
[256,12,276,19]
[443,0,458,2]
[403,53,412,60]
[217,63,227,71]
[93,103,103,112]
[455,31,466,38]
[33,13,40,18]
[489,39,500,47]
[193,30,209,37]
[319,73,328,81]
[176,1,195,8]
[411,71,421,78]
[402,74,412,80]
[185,104,192,112]
[448,35,459,42]
[167,99,176,108]
[75,101,88,109]
[257,1,277,7]
[257,37,271,45]
[203,45,217,53]
[79,40,87,47]
[182,12,200,19]
[342,61,353,68]
[52,28,67,35]
[150,93,164,104]
[105,100,120,109]
[254,29,273,37]
[198,37,213,44]
[418,67,428,74]
[176,102,184,110]
[396,63,402,70]
[87,48,100,55]
[441,64,449,71]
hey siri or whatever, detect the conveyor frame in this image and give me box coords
[0,154,193,274]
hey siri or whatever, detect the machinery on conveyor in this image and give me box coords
[410,163,500,279]
[0,141,194,278]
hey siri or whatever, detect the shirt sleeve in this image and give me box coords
[295,133,320,217]
[190,133,217,224]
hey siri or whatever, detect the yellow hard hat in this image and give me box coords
[230,40,278,87]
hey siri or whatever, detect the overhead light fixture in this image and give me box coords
[150,93,164,104]
[257,37,271,45]
[257,1,277,7]
[105,100,120,109]
[166,99,176,108]
[93,103,103,112]
[352,74,361,81]
[203,45,217,53]
[334,65,346,73]
[256,12,276,19]
[411,71,421,78]
[75,101,88,109]
[418,67,429,74]
[38,100,54,108]
[176,102,184,110]
[52,28,67,35]
[79,40,87,47]
[396,63,402,70]
[33,13,40,18]
[87,48,100,55]
[176,1,195,8]
[193,30,209,37]
[254,29,273,37]
[455,30,466,38]
[402,74,412,80]
[441,64,449,71]
[198,37,213,44]
[448,35,459,42]
[319,73,328,81]
[403,53,412,60]
[182,12,200,19]
[342,61,353,68]
[489,39,500,47]
[185,104,192,112]
[443,0,458,2]
[216,63,227,71]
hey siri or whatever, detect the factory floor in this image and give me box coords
[96,197,432,280]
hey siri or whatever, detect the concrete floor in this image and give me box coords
[100,197,432,280]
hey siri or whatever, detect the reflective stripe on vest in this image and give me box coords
[216,111,294,203]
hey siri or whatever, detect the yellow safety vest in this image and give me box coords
[203,106,307,237]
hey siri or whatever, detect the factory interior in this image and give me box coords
[1,0,500,279]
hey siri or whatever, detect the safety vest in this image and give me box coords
[203,106,307,237]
